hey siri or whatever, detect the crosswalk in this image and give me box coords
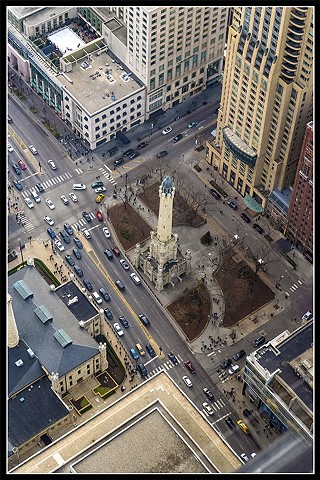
[21,172,73,198]
[289,279,303,293]
[97,166,117,186]
[17,210,35,232]
[71,212,97,231]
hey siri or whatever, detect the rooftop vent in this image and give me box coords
[19,397,25,402]
[27,348,35,358]
[15,359,24,367]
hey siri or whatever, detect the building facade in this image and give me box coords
[206,6,313,211]
[285,121,313,261]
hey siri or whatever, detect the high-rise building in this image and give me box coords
[285,121,313,262]
[206,7,313,211]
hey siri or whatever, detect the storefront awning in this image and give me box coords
[244,194,264,213]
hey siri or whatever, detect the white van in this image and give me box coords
[31,190,41,203]
[92,291,103,305]
[73,183,86,190]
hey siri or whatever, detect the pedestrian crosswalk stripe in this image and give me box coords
[75,168,83,174]
[215,399,225,409]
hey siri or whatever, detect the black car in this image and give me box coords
[173,133,183,143]
[47,228,56,239]
[253,223,264,235]
[104,308,113,320]
[225,416,236,428]
[243,408,252,418]
[74,265,84,277]
[168,352,178,365]
[35,182,45,193]
[12,164,21,175]
[99,287,110,301]
[83,278,93,291]
[233,349,246,361]
[209,189,221,200]
[123,148,134,157]
[115,279,125,291]
[13,180,23,190]
[220,358,232,369]
[227,200,238,210]
[74,237,83,249]
[119,315,130,328]
[104,249,113,260]
[64,223,74,235]
[240,212,251,223]
[113,157,124,166]
[156,150,168,159]
[91,181,104,189]
[203,387,214,401]
[65,254,75,266]
[73,247,82,259]
[137,363,148,377]
[60,230,71,243]
[138,313,150,327]
[137,141,148,149]
[252,336,266,348]
[146,343,156,357]
[129,151,139,160]
[82,211,92,222]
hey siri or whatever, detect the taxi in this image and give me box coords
[96,193,105,203]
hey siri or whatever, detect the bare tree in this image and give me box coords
[242,241,276,274]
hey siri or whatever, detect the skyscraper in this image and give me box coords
[285,120,313,261]
[206,7,313,211]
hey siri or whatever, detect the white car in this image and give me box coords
[69,192,78,202]
[103,227,111,238]
[54,239,65,252]
[113,322,124,337]
[44,215,54,226]
[25,197,34,209]
[45,198,55,210]
[182,375,192,387]
[61,195,69,205]
[73,183,86,190]
[228,364,240,375]
[95,186,107,193]
[29,145,38,154]
[162,126,172,135]
[47,160,57,170]
[202,402,214,415]
[130,272,141,285]
[8,143,14,152]
[240,453,249,463]
[120,259,130,270]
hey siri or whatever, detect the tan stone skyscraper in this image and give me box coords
[206,6,313,211]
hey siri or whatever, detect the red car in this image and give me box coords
[18,159,27,170]
[96,210,103,221]
[184,360,196,373]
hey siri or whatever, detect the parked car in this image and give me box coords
[156,150,168,159]
[252,336,266,348]
[120,259,130,270]
[203,387,214,401]
[73,237,83,249]
[253,223,264,234]
[72,247,82,259]
[227,200,238,210]
[29,145,38,154]
[130,272,141,285]
[99,287,111,302]
[220,358,232,369]
[173,133,183,143]
[82,211,92,222]
[209,188,221,200]
[104,308,113,320]
[130,347,139,360]
[47,227,56,239]
[228,364,240,375]
[83,278,93,291]
[302,310,313,321]
[44,215,54,226]
[54,240,65,252]
[104,249,113,260]
[113,157,124,166]
[69,192,78,202]
[168,352,178,364]
[60,195,69,205]
[24,197,34,209]
[60,230,70,244]
[103,227,111,238]
[113,322,124,336]
[182,375,192,387]
[233,349,246,361]
[146,343,156,357]
[111,246,121,256]
[119,315,130,328]
[202,402,214,415]
[240,453,249,463]
[45,198,55,210]
[74,265,84,277]
[129,151,139,160]
[188,120,198,128]
[18,159,26,170]
[65,254,75,266]
[240,212,251,223]
[13,180,23,190]
[184,360,195,373]
[137,141,148,149]
[64,223,73,235]
[12,164,21,175]
[8,143,13,152]
[123,148,134,157]
[162,126,172,135]
[47,159,57,170]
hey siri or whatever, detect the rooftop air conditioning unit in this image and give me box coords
[15,359,24,367]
